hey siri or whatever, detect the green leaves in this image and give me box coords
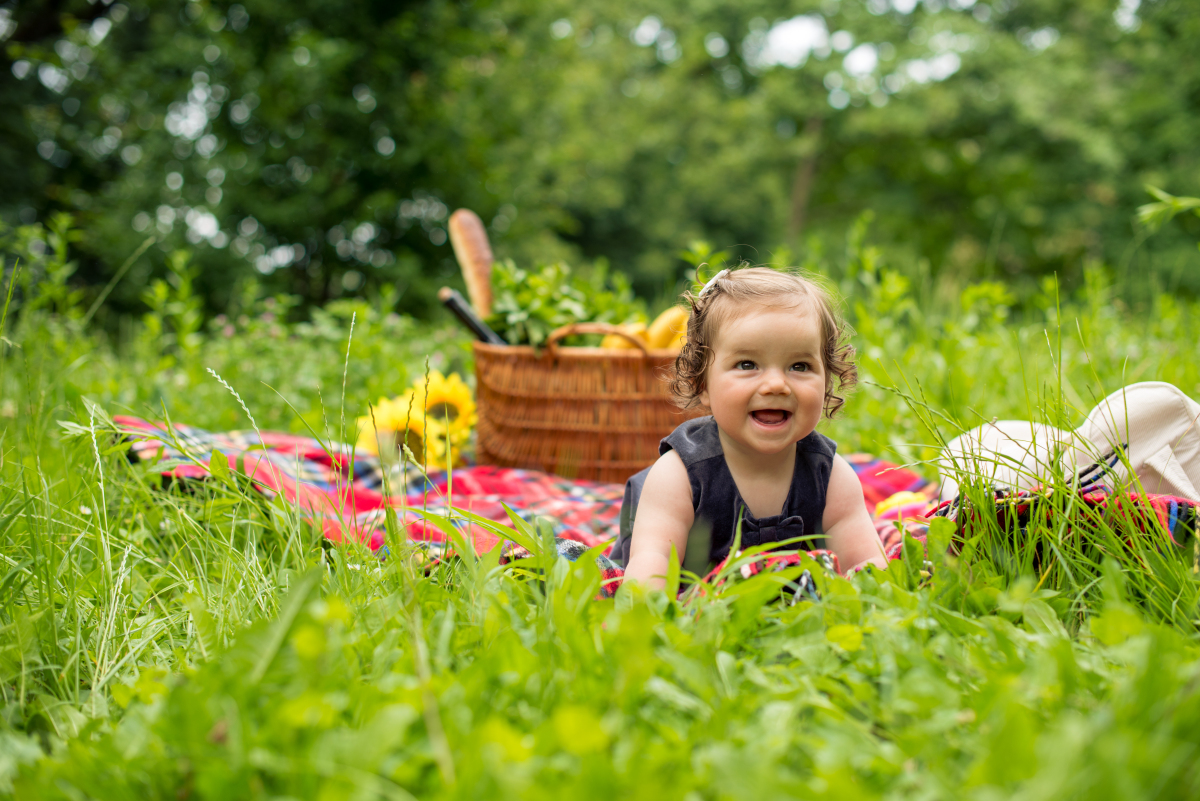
[248,568,323,685]
[182,594,218,661]
[1137,185,1200,233]
[486,258,644,347]
[824,623,864,652]
[9,0,1200,319]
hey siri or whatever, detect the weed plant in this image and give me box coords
[2,233,1200,797]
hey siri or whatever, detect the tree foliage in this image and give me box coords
[3,0,1199,315]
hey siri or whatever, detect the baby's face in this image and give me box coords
[699,304,825,457]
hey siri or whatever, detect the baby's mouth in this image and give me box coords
[750,409,791,426]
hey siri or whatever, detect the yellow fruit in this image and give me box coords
[665,329,687,353]
[646,306,689,349]
[601,322,648,349]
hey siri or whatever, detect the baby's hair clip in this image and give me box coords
[698,268,729,297]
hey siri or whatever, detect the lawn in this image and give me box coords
[3,244,1200,798]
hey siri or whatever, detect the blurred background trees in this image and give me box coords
[2,0,1198,318]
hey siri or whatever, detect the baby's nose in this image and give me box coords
[760,369,791,392]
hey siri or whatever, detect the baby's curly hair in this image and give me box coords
[669,266,857,417]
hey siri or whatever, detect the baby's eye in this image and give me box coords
[791,362,810,373]
[735,360,757,371]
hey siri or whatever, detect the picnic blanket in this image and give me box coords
[115,414,1200,600]
[932,485,1200,551]
[114,415,937,563]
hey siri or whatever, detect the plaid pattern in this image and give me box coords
[846,453,938,513]
[701,550,841,602]
[116,416,625,555]
[115,416,941,596]
[931,485,1200,549]
[845,453,939,560]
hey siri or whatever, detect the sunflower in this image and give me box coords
[357,393,418,456]
[355,371,475,468]
[417,370,477,437]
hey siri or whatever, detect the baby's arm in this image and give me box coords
[623,450,695,589]
[822,454,889,573]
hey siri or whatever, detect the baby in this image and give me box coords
[611,266,887,587]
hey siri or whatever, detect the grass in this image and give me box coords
[2,241,1200,798]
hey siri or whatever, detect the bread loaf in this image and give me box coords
[448,209,494,318]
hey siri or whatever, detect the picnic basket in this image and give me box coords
[473,322,703,483]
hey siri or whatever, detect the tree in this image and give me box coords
[4,0,1199,316]
[3,0,500,314]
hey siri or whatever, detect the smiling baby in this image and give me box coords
[610,266,887,587]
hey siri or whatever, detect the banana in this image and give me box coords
[646,305,689,349]
[665,329,687,352]
[600,322,648,349]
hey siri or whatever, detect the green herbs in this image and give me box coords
[486,258,645,347]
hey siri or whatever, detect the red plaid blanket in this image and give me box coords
[117,415,1199,598]
[116,416,629,556]
[931,485,1200,550]
[115,416,937,561]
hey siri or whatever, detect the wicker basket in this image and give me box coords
[473,322,703,483]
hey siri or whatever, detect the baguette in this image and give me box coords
[448,209,494,318]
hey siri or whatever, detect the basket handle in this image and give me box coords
[545,322,649,357]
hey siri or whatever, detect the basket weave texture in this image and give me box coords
[472,324,703,483]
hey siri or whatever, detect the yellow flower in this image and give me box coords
[355,371,476,468]
[417,370,477,438]
[356,393,414,452]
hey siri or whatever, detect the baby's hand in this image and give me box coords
[845,555,889,574]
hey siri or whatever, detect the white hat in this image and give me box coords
[938,382,1200,502]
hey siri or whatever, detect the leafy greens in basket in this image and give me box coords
[485,258,645,347]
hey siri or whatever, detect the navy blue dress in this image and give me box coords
[609,416,835,568]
